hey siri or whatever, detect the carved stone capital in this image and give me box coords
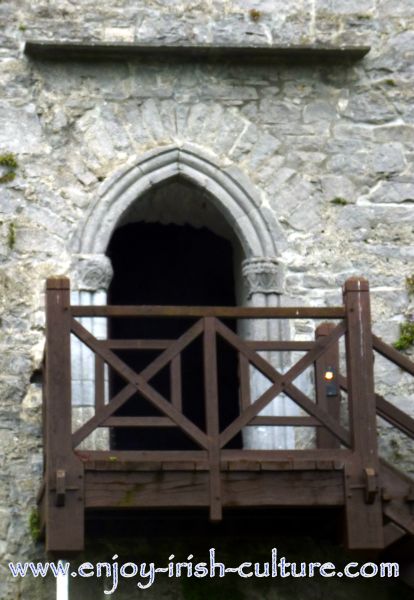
[242,257,284,297]
[71,254,113,291]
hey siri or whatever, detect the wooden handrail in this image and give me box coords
[42,276,414,553]
[372,334,414,376]
[339,374,414,441]
[71,304,346,319]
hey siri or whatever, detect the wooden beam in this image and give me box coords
[70,318,209,449]
[203,318,222,521]
[343,278,383,550]
[102,416,176,428]
[340,375,414,440]
[383,522,406,548]
[71,304,346,319]
[84,470,345,509]
[45,277,84,552]
[315,323,341,449]
[372,334,414,377]
[216,320,350,447]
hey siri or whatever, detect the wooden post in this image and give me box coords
[343,278,383,549]
[203,317,222,521]
[315,323,341,449]
[45,277,84,552]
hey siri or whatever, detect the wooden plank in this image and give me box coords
[383,505,414,537]
[170,354,182,412]
[250,416,320,426]
[247,341,315,351]
[84,470,345,509]
[383,522,406,547]
[102,416,176,428]
[282,382,350,446]
[102,339,173,349]
[45,277,84,552]
[79,449,207,466]
[375,394,414,440]
[340,375,414,440]
[95,355,105,411]
[70,318,209,449]
[238,353,251,411]
[221,449,352,462]
[78,447,351,467]
[73,383,136,447]
[216,320,350,448]
[82,458,340,473]
[203,317,222,521]
[71,304,346,319]
[343,278,383,550]
[372,334,414,376]
[315,323,341,449]
[85,471,209,508]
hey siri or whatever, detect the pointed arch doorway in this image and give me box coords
[71,145,288,452]
[106,179,243,450]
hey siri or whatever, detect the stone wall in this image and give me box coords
[0,1,414,598]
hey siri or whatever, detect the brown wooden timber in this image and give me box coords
[343,278,383,549]
[203,317,222,521]
[375,394,414,440]
[238,353,251,411]
[216,319,350,447]
[71,304,345,319]
[94,355,105,411]
[315,323,341,449]
[249,416,321,426]
[247,341,316,351]
[101,339,173,349]
[71,318,209,449]
[40,277,414,554]
[45,278,84,552]
[383,522,407,548]
[170,354,182,412]
[78,448,352,466]
[372,334,414,376]
[339,374,414,440]
[102,416,176,428]
[84,470,345,509]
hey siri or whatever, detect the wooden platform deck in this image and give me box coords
[38,277,414,553]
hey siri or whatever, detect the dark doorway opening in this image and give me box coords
[107,222,242,450]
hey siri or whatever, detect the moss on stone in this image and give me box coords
[29,508,41,543]
[7,222,16,249]
[249,9,261,21]
[0,152,18,184]
[405,275,414,296]
[394,320,414,351]
[330,197,349,206]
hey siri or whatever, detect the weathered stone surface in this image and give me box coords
[0,2,414,597]
[368,180,414,204]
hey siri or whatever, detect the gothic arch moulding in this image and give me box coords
[70,143,286,292]
[69,143,291,450]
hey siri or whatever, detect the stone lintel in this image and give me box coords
[24,41,370,63]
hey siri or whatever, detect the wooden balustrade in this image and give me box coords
[40,276,414,553]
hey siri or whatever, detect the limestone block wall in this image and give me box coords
[0,1,413,598]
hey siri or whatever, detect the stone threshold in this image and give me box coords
[24,40,370,63]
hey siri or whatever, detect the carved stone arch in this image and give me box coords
[70,143,286,293]
[70,144,293,452]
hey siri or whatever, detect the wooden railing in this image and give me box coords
[40,276,414,552]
